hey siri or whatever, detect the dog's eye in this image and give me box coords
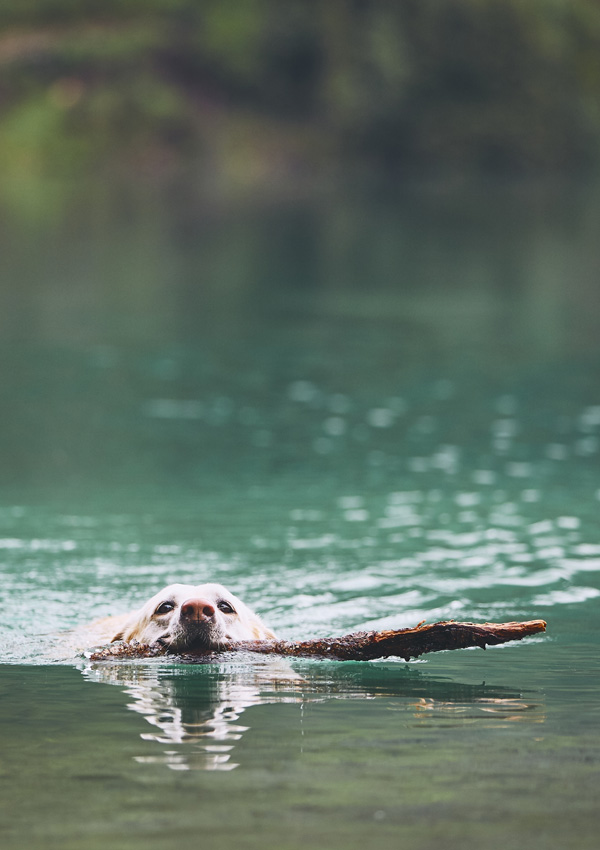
[155,601,175,616]
[217,600,236,615]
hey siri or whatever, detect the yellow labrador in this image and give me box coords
[109,583,276,652]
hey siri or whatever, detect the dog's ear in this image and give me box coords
[250,621,277,641]
[109,612,136,643]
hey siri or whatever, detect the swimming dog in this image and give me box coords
[109,583,276,652]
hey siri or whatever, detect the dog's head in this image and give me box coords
[111,583,276,651]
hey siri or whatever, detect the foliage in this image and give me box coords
[0,0,599,202]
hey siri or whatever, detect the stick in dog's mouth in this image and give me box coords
[90,618,547,663]
[85,582,546,663]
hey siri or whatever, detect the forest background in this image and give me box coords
[1,0,599,220]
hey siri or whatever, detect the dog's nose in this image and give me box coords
[180,599,216,621]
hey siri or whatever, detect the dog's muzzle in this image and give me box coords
[168,598,224,651]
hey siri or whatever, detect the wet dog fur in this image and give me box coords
[109,583,276,652]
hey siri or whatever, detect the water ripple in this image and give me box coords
[1,480,599,662]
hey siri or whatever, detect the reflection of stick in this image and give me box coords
[90,619,546,662]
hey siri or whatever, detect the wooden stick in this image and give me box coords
[89,619,546,662]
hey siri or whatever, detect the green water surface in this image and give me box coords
[0,181,599,850]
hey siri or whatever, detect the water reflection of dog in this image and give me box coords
[84,660,545,771]
[84,656,303,771]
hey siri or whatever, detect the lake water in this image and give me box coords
[0,179,599,849]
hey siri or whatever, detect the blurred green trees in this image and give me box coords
[0,0,599,196]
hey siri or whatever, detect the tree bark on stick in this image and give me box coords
[89,619,546,662]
